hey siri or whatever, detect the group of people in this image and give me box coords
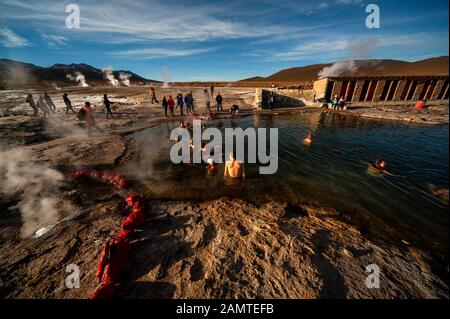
[161,92,195,117]
[330,95,346,110]
[157,89,226,118]
[26,92,59,118]
[26,92,115,135]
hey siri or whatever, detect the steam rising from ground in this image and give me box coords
[102,66,119,86]
[162,66,170,88]
[318,38,380,78]
[0,148,75,238]
[119,72,131,86]
[66,71,89,87]
[0,63,36,87]
[318,60,358,78]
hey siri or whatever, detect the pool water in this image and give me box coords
[127,111,449,259]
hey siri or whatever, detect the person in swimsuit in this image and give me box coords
[224,151,245,178]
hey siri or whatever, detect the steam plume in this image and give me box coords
[0,148,76,238]
[102,66,119,86]
[119,72,132,86]
[66,71,89,87]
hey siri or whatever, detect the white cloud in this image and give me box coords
[0,0,290,43]
[42,34,69,48]
[0,27,30,48]
[109,47,216,59]
[270,33,448,62]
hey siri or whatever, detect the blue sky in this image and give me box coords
[0,0,448,81]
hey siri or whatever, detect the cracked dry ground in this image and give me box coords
[1,177,448,298]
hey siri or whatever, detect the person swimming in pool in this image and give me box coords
[206,158,218,176]
[304,133,313,144]
[368,158,394,176]
[429,184,449,204]
[224,151,245,178]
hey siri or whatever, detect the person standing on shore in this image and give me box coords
[210,84,214,97]
[162,96,169,117]
[204,89,211,111]
[184,93,191,114]
[44,92,56,113]
[37,95,50,118]
[103,94,114,119]
[168,95,175,117]
[216,93,223,111]
[176,94,184,115]
[190,92,195,112]
[150,87,159,104]
[26,94,39,117]
[63,93,77,115]
[268,92,275,111]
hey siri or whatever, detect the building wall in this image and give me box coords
[312,78,329,99]
[314,76,449,104]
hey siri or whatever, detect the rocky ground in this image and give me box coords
[0,86,448,299]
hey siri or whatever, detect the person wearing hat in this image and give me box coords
[63,93,77,115]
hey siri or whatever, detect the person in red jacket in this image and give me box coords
[168,95,175,117]
[81,102,102,135]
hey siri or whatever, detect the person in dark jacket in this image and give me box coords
[176,94,184,115]
[216,93,223,111]
[63,93,77,115]
[150,87,159,104]
[103,94,114,118]
[26,94,39,117]
[162,96,169,117]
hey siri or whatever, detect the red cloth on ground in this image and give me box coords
[96,236,131,287]
[415,100,426,109]
[122,208,145,230]
[89,283,116,300]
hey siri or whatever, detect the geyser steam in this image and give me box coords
[162,66,170,88]
[318,38,380,78]
[102,66,119,86]
[119,72,132,86]
[66,71,89,87]
[0,148,75,238]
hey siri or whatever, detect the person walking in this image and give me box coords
[216,93,223,111]
[150,87,159,104]
[26,94,39,117]
[81,101,102,135]
[168,95,175,117]
[63,93,77,115]
[44,92,56,113]
[176,94,184,115]
[37,95,50,118]
[103,94,114,118]
[162,96,169,117]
